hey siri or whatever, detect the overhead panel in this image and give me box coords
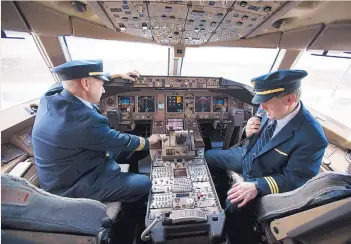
[213,10,264,42]
[101,1,153,40]
[99,0,288,46]
[148,2,188,45]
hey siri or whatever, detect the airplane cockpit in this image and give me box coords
[1,1,351,244]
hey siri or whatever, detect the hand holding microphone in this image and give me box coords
[245,113,263,138]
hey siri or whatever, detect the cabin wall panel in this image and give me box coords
[0,100,39,143]
[279,24,324,49]
[203,32,281,49]
[1,1,29,33]
[309,21,351,51]
[17,1,71,36]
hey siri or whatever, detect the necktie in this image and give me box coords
[243,120,277,173]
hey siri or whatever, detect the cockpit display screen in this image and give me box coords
[167,96,183,112]
[195,96,211,112]
[173,168,187,178]
[118,96,135,112]
[213,97,228,112]
[138,96,155,113]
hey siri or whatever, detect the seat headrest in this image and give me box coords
[1,173,109,235]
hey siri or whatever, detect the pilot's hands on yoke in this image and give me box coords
[148,134,162,145]
[227,182,258,208]
[245,117,261,138]
[110,70,141,82]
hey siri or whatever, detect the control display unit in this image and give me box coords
[173,168,187,178]
[118,96,135,112]
[213,97,228,112]
[167,96,183,113]
[195,96,211,112]
[138,96,155,113]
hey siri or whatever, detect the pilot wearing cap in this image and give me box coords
[32,60,161,203]
[205,69,328,208]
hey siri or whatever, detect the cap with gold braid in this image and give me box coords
[52,60,111,82]
[251,69,308,104]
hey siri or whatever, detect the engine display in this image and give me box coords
[195,96,211,112]
[167,96,183,113]
[138,96,155,113]
[118,96,135,112]
[213,97,228,112]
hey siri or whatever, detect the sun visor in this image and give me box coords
[280,24,324,49]
[1,2,29,33]
[309,21,351,51]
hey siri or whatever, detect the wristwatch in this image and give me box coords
[254,181,262,197]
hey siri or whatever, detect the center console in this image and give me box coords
[145,119,225,243]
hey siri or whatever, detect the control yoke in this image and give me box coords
[106,108,134,132]
[222,108,245,149]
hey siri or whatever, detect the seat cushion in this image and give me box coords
[1,174,108,236]
[227,170,244,185]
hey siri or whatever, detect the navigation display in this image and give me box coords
[195,96,211,112]
[138,96,155,113]
[213,97,228,112]
[167,96,183,112]
[118,96,135,112]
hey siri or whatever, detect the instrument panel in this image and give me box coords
[101,92,253,122]
[99,76,255,122]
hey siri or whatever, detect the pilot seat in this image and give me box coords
[1,163,132,244]
[226,170,351,244]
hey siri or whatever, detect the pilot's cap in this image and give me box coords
[52,60,110,82]
[251,69,308,104]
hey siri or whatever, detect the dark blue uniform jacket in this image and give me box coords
[32,83,149,197]
[242,102,328,196]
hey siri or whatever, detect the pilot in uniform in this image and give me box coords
[32,60,161,203]
[205,70,329,242]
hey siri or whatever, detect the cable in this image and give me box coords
[141,214,163,241]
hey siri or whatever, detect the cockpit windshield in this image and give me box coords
[65,36,169,75]
[293,50,351,129]
[181,47,282,85]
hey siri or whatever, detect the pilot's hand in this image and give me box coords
[121,70,140,82]
[245,117,261,138]
[227,182,258,208]
[110,71,140,82]
[148,134,162,145]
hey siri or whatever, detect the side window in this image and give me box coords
[1,31,56,110]
[293,50,351,128]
